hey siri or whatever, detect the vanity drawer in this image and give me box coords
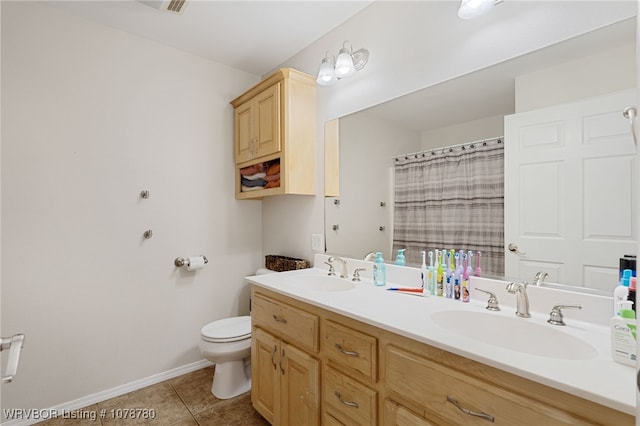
[251,293,319,353]
[324,366,377,426]
[385,345,595,425]
[324,319,377,380]
[323,412,346,426]
[384,399,436,426]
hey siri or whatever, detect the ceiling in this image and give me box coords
[47,0,373,76]
[44,1,635,133]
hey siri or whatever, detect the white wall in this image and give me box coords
[1,2,262,413]
[516,42,636,112]
[421,115,505,150]
[325,112,421,260]
[263,1,637,265]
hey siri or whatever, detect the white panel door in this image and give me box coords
[504,89,637,291]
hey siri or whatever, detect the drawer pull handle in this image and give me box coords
[279,348,285,375]
[272,315,288,324]
[271,345,277,370]
[335,391,359,408]
[335,343,360,357]
[447,396,495,423]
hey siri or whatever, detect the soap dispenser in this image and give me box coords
[373,252,386,287]
[395,249,406,266]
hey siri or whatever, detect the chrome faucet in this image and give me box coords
[328,256,348,278]
[505,281,531,318]
[363,251,377,262]
[533,271,548,286]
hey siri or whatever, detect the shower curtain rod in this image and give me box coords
[392,135,504,161]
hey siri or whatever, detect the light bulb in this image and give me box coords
[458,0,495,19]
[316,57,336,86]
[334,48,356,78]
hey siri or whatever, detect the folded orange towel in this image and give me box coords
[265,179,280,189]
[266,162,280,176]
[263,173,280,182]
[240,163,264,176]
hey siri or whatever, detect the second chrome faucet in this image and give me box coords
[328,256,348,278]
[506,281,531,318]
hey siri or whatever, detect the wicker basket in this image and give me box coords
[265,255,310,272]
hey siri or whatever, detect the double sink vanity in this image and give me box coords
[246,254,635,425]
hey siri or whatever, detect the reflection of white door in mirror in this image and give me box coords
[505,89,637,293]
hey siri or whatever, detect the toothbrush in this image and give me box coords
[437,250,445,296]
[454,251,463,281]
[449,249,455,271]
[428,251,436,295]
[453,252,462,300]
[462,252,470,302]
[445,251,453,298]
[420,250,427,291]
[475,251,482,277]
[466,251,474,279]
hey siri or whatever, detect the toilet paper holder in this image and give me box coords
[174,255,208,268]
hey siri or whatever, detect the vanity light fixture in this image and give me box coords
[316,41,369,86]
[457,0,503,19]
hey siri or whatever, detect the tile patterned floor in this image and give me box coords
[40,367,269,426]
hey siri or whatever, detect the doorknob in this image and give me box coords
[1,333,25,384]
[508,243,526,257]
[623,106,637,146]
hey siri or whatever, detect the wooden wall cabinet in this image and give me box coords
[250,286,633,426]
[231,68,316,199]
[234,83,281,164]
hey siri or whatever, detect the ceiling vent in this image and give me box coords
[140,0,189,15]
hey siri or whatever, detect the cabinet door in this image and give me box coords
[251,327,280,425]
[280,341,320,426]
[234,100,254,164]
[253,83,281,158]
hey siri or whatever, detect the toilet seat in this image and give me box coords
[201,316,251,343]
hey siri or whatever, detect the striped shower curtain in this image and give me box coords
[393,138,504,276]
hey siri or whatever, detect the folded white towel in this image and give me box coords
[241,185,264,192]
[243,172,267,180]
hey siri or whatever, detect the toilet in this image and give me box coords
[199,315,252,399]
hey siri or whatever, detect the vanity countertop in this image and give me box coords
[246,265,636,416]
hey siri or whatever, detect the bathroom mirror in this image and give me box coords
[324,18,637,293]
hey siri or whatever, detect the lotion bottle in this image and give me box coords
[373,252,386,287]
[614,269,632,316]
[395,249,406,266]
[611,300,637,367]
[628,277,637,313]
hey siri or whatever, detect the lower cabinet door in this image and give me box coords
[251,327,280,424]
[280,341,320,426]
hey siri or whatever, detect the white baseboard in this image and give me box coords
[2,359,213,426]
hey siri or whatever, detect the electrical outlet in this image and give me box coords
[311,234,324,252]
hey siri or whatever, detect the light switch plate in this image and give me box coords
[311,234,324,252]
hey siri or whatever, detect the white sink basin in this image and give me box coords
[285,275,355,292]
[431,310,598,360]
